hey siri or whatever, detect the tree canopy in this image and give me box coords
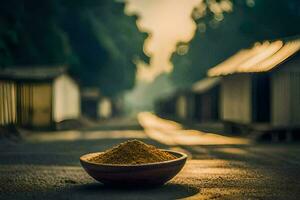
[0,0,148,96]
[171,0,300,89]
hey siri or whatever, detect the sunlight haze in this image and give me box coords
[125,0,201,81]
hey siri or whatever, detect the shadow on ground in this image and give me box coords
[59,182,199,200]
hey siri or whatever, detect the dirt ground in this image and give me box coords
[1,116,300,200]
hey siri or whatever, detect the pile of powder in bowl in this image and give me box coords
[88,139,177,165]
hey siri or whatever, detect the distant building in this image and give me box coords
[191,77,221,122]
[171,77,221,122]
[155,95,177,118]
[208,37,300,133]
[155,77,221,123]
[81,87,101,119]
[81,87,112,120]
[0,66,80,128]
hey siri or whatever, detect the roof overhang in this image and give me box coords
[207,38,300,77]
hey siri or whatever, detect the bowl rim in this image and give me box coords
[80,149,188,167]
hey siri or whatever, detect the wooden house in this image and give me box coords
[0,66,81,128]
[208,37,300,134]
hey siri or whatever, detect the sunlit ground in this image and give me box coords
[138,112,250,146]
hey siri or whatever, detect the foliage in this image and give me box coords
[170,0,300,89]
[0,0,148,96]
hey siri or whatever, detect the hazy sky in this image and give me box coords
[125,0,201,82]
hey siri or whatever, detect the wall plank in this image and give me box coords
[221,74,252,124]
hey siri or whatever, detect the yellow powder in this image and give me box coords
[88,139,177,164]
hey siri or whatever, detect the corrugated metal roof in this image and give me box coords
[0,65,67,81]
[208,38,300,77]
[192,77,221,93]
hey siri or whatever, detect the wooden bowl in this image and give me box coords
[80,150,187,187]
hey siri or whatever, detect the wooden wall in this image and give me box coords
[290,71,300,126]
[17,83,52,127]
[53,74,80,122]
[272,57,300,126]
[17,84,32,126]
[0,81,17,126]
[221,74,252,124]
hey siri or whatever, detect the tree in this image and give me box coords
[0,0,148,96]
[170,0,300,88]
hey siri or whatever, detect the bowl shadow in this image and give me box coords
[68,182,199,200]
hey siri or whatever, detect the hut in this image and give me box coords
[81,87,112,120]
[0,66,81,128]
[81,87,100,119]
[191,77,221,122]
[208,37,300,135]
[171,77,221,122]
